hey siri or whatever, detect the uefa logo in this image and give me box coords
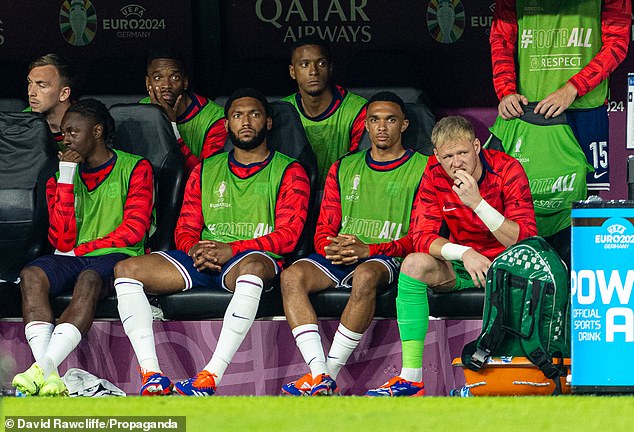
[345,174,361,202]
[595,220,634,249]
[216,181,227,202]
[210,181,231,209]
[426,0,465,44]
[59,0,97,46]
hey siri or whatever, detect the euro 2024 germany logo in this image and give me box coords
[427,0,465,44]
[59,0,97,46]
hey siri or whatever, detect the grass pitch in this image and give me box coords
[3,396,634,432]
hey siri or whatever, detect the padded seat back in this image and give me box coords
[348,87,425,104]
[214,95,283,111]
[81,94,146,108]
[0,112,57,281]
[270,100,318,262]
[109,103,186,252]
[0,98,27,112]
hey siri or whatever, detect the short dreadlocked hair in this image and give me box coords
[66,99,116,146]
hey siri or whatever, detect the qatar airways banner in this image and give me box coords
[227,0,495,50]
[223,0,634,110]
[224,0,499,106]
[0,1,193,68]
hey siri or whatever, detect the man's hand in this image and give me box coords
[324,234,370,265]
[209,241,233,267]
[534,82,577,119]
[58,148,83,164]
[189,241,220,272]
[498,93,528,119]
[462,248,491,288]
[188,241,233,272]
[148,84,184,122]
[453,170,482,209]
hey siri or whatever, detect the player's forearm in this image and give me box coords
[568,3,631,97]
[74,221,147,255]
[230,227,299,257]
[368,234,414,258]
[489,219,520,247]
[47,177,77,252]
[490,0,519,100]
[314,212,339,255]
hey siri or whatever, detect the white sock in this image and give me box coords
[25,321,58,376]
[400,367,423,383]
[326,324,363,380]
[25,321,54,363]
[115,277,161,373]
[292,323,327,379]
[203,274,263,385]
[39,322,81,379]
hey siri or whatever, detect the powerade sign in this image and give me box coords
[571,206,634,390]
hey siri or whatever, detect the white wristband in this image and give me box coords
[171,122,182,140]
[474,199,505,232]
[58,161,78,184]
[441,243,472,261]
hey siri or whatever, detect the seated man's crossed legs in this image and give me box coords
[14,254,127,396]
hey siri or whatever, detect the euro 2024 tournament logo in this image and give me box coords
[216,181,227,204]
[427,0,465,44]
[345,174,361,202]
[210,181,231,209]
[59,0,97,46]
[596,221,634,250]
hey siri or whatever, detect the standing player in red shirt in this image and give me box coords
[491,0,631,192]
[12,99,154,397]
[366,116,537,396]
[114,88,310,396]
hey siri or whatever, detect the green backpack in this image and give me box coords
[461,236,570,391]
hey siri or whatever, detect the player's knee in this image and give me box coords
[401,253,434,281]
[350,267,381,300]
[280,265,308,296]
[19,268,49,315]
[73,270,103,300]
[113,256,141,279]
[19,266,46,290]
[237,257,270,279]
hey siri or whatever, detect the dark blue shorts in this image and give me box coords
[26,253,129,298]
[567,105,609,191]
[296,253,401,289]
[153,249,281,292]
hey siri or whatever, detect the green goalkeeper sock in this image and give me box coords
[396,272,429,369]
